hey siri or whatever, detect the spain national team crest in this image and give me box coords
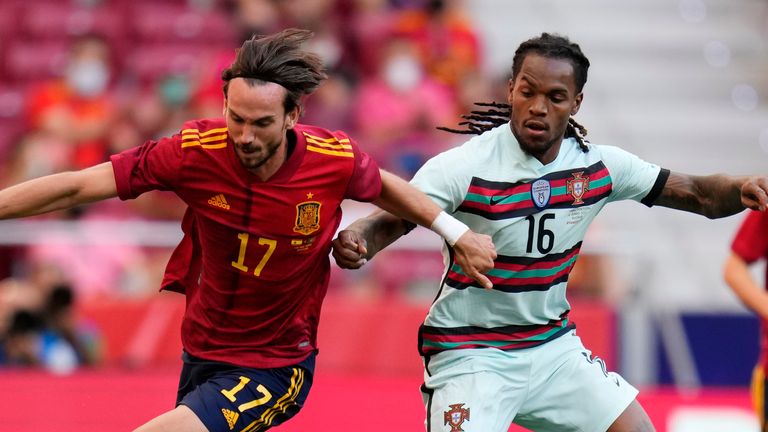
[444,403,470,432]
[531,178,551,209]
[293,201,321,235]
[566,171,590,205]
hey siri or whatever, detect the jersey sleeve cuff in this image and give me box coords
[641,168,670,207]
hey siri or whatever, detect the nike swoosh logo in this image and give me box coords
[489,196,511,205]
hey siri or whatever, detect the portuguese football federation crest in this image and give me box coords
[443,403,470,432]
[294,201,321,235]
[566,171,590,204]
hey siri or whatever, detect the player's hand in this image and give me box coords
[452,230,496,289]
[332,230,368,269]
[741,176,768,212]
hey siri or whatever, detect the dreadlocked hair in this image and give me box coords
[437,102,590,152]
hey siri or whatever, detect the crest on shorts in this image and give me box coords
[293,200,321,235]
[566,171,590,205]
[531,179,551,209]
[443,403,470,432]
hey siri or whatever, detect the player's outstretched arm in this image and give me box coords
[723,253,768,319]
[333,170,497,289]
[0,162,118,219]
[653,172,768,218]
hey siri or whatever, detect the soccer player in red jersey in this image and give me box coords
[725,210,768,431]
[0,29,496,432]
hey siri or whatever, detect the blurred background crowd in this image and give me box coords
[0,0,506,372]
[0,0,766,401]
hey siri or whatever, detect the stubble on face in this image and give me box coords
[225,79,297,177]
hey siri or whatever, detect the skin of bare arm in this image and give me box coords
[724,253,768,319]
[0,162,118,219]
[334,170,497,289]
[654,172,768,218]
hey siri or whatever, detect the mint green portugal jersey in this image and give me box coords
[410,123,667,356]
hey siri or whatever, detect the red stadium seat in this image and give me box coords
[127,3,237,45]
[371,249,446,298]
[2,40,70,83]
[123,42,227,85]
[17,1,125,45]
[0,85,26,161]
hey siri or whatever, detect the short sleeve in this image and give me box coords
[731,211,768,264]
[595,145,664,204]
[345,141,382,202]
[110,134,183,200]
[410,149,471,213]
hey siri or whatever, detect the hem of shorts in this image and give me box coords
[594,387,639,432]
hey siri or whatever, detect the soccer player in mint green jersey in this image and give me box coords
[332,33,768,432]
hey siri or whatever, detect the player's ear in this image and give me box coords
[286,106,300,130]
[571,92,583,116]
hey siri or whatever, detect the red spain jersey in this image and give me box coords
[110,119,382,368]
[731,210,768,370]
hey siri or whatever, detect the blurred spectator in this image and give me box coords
[24,35,117,171]
[301,75,356,132]
[392,0,481,93]
[353,36,457,177]
[1,130,75,186]
[275,0,354,74]
[0,284,101,373]
[1,309,43,367]
[24,207,159,299]
[346,0,399,77]
[41,284,101,368]
[229,0,282,41]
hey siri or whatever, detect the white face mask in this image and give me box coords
[383,54,423,92]
[66,60,109,98]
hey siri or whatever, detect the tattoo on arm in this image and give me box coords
[653,172,745,218]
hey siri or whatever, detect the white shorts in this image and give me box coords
[421,330,638,432]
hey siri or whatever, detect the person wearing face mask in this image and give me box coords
[353,36,457,177]
[25,34,116,171]
[0,28,497,432]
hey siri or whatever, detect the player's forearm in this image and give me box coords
[724,253,768,319]
[0,163,117,219]
[374,170,441,228]
[374,170,467,246]
[654,172,747,218]
[344,209,409,259]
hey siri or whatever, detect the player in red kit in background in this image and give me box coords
[0,29,496,432]
[724,210,768,432]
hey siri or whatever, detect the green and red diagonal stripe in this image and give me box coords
[459,162,612,220]
[446,242,582,292]
[419,315,574,355]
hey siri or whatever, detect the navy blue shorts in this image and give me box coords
[176,351,315,432]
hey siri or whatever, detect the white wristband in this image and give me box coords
[430,211,469,246]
